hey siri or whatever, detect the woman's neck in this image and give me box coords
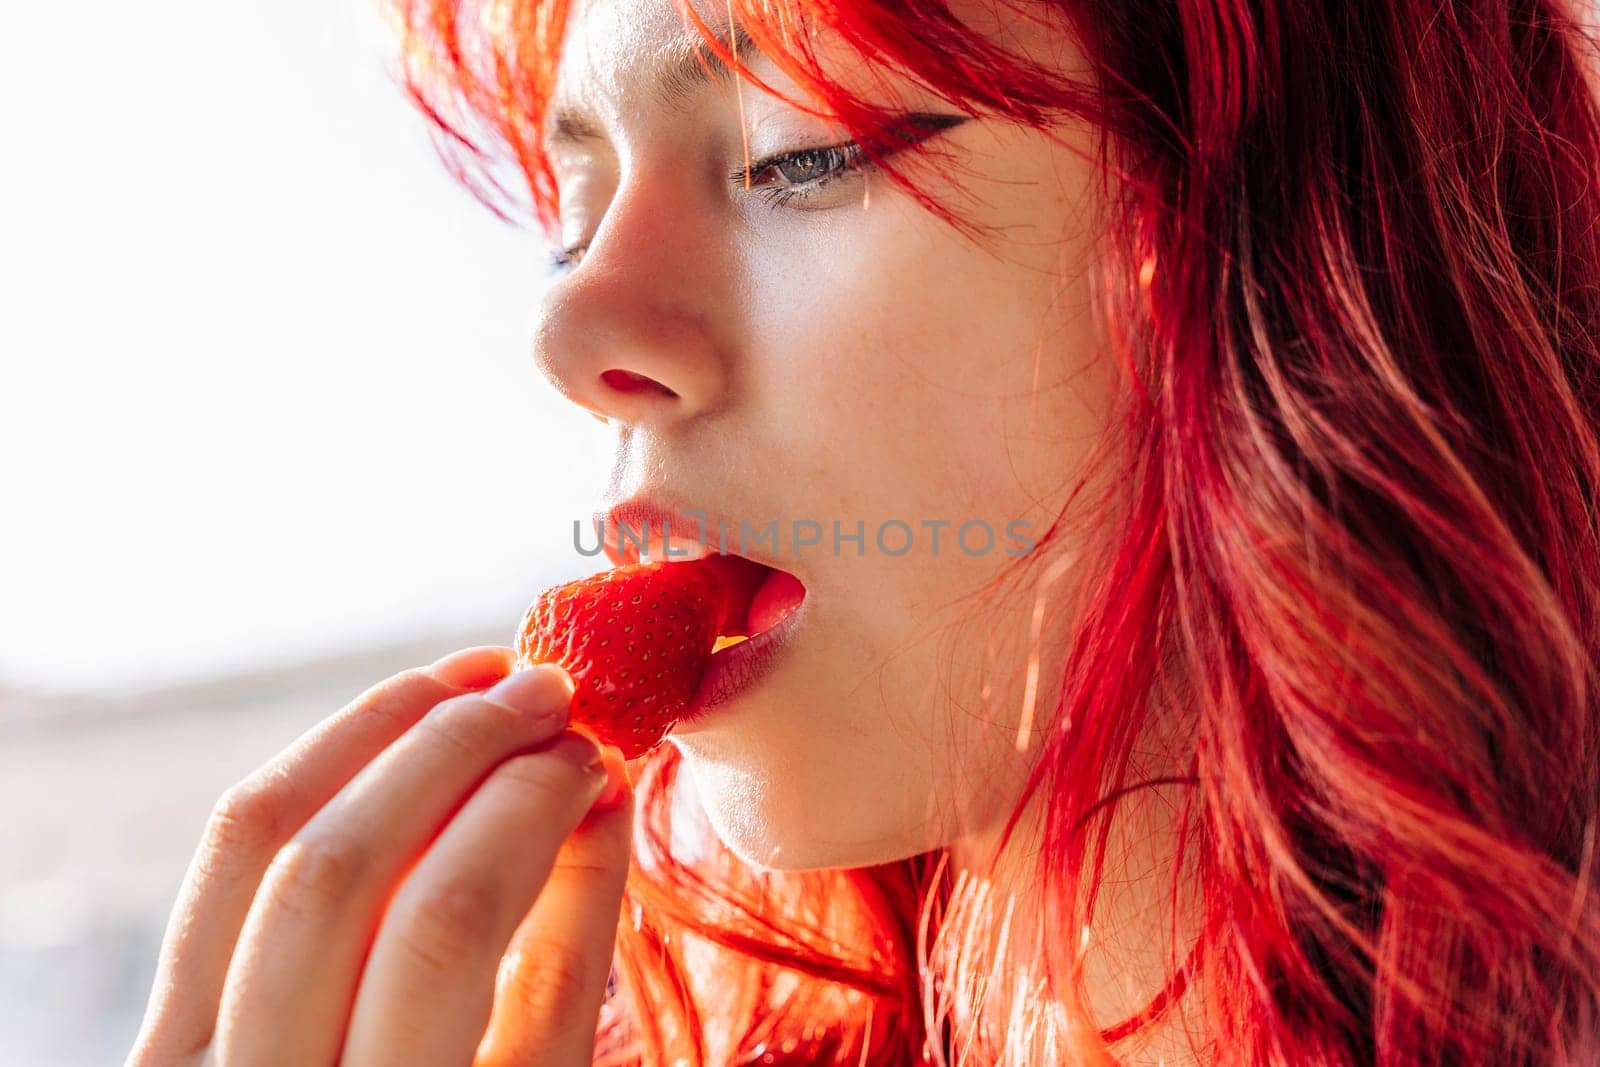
[942,770,1206,1065]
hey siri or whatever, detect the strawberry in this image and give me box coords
[513,561,729,758]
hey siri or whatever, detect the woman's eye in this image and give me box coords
[732,142,867,208]
[769,146,851,184]
[548,113,972,264]
[545,241,588,274]
[729,142,865,210]
[731,113,968,210]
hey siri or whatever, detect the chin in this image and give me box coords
[668,718,943,874]
[664,597,973,872]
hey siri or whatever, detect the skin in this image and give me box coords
[539,0,1114,872]
[129,649,635,1065]
[129,1,1129,1061]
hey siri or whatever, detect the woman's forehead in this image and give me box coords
[547,0,1088,134]
[546,0,779,148]
[551,0,753,106]
[544,0,908,159]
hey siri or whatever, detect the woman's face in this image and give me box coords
[536,0,1113,870]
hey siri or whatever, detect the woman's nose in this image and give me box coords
[530,188,730,428]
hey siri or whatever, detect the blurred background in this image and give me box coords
[1,0,608,1061]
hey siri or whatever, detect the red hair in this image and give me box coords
[390,0,1600,1061]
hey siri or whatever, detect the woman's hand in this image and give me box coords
[126,646,634,1067]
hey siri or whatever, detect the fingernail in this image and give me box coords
[594,745,631,808]
[482,664,574,723]
[546,731,605,774]
[426,647,513,690]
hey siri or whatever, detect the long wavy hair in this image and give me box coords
[390,0,1600,1062]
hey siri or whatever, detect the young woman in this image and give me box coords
[129,0,1600,1063]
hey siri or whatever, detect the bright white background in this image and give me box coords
[1,0,610,697]
[0,3,613,1060]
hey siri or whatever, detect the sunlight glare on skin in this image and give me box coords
[1018,552,1076,750]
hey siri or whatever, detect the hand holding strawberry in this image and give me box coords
[127,649,633,1067]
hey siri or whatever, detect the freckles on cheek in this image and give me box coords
[756,293,924,435]
[830,280,959,411]
[750,209,1014,469]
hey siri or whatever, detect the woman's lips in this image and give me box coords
[678,562,808,724]
[683,597,806,722]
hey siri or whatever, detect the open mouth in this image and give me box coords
[704,554,808,644]
[600,519,808,716]
[689,553,807,717]
[600,523,806,637]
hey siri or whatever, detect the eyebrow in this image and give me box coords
[543,24,762,153]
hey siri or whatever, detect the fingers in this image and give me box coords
[129,647,514,1062]
[339,733,614,1065]
[212,663,576,1066]
[474,759,634,1067]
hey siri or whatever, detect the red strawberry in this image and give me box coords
[513,561,730,758]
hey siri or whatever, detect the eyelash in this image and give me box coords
[729,139,870,209]
[547,114,963,272]
[548,244,586,272]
